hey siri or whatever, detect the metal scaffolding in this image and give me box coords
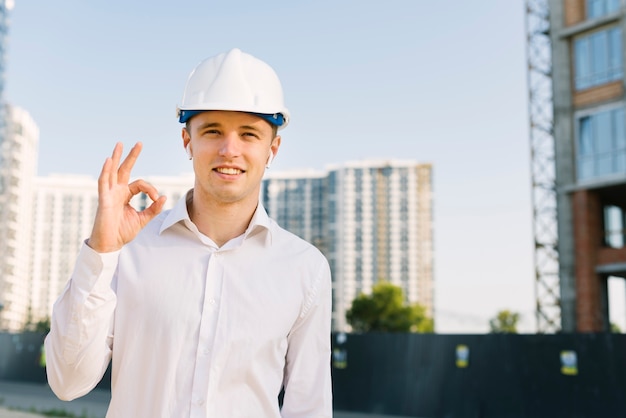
[525,0,562,333]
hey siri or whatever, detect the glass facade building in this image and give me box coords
[263,161,433,331]
[550,0,626,331]
[9,157,432,332]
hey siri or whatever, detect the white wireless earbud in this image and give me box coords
[185,144,192,160]
[266,152,274,169]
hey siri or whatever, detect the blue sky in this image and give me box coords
[5,1,540,332]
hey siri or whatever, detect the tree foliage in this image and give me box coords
[489,310,520,334]
[346,281,434,333]
[23,315,51,334]
[32,317,51,333]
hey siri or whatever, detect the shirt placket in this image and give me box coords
[190,249,224,418]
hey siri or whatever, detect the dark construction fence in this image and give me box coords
[331,332,626,417]
[0,332,48,383]
[2,332,626,417]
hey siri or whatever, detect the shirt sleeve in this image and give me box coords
[281,257,333,418]
[44,242,120,401]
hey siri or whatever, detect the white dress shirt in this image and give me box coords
[45,191,333,417]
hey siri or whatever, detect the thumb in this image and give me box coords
[139,195,167,225]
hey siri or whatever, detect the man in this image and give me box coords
[45,48,333,417]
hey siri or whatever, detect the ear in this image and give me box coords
[270,135,281,158]
[266,136,281,169]
[182,128,191,159]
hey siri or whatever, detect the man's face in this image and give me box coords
[182,110,280,207]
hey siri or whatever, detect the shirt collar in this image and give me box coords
[159,189,273,246]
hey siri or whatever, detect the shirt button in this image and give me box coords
[209,299,216,306]
[193,398,205,406]
[203,348,210,356]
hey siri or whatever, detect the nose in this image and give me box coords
[218,132,241,158]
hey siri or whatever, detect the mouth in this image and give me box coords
[214,167,244,175]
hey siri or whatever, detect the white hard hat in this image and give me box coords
[177,48,290,130]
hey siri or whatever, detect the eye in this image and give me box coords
[201,129,221,136]
[242,131,260,140]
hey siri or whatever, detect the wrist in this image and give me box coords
[86,238,122,253]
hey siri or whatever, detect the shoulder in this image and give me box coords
[268,218,326,261]
[266,219,331,283]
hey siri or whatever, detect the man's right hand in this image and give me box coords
[87,142,167,253]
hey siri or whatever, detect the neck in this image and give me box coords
[187,190,258,247]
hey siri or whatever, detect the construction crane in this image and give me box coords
[525,0,561,333]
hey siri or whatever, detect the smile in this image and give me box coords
[215,167,243,175]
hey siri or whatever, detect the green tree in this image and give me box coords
[489,309,520,334]
[23,312,51,334]
[346,281,434,333]
[33,317,51,334]
[611,322,622,333]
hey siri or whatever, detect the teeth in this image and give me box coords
[216,167,242,175]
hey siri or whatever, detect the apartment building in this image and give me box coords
[30,175,98,322]
[6,154,433,333]
[0,106,39,330]
[263,160,433,331]
[29,173,194,324]
[550,0,626,331]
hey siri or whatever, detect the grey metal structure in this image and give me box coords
[525,0,562,333]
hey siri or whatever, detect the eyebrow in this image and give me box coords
[196,122,221,131]
[240,124,263,133]
[195,122,264,133]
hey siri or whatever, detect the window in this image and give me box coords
[355,199,362,222]
[587,0,620,19]
[354,169,362,193]
[574,27,623,90]
[327,172,336,195]
[577,106,626,181]
[604,205,625,248]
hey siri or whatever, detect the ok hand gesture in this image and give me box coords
[87,142,167,253]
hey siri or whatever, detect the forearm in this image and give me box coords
[45,243,119,400]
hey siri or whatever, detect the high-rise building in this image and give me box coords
[0,106,39,331]
[0,0,16,330]
[263,160,433,331]
[30,175,98,322]
[547,0,626,331]
[29,173,193,324]
[27,161,432,333]
[0,0,12,137]
[262,170,327,252]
